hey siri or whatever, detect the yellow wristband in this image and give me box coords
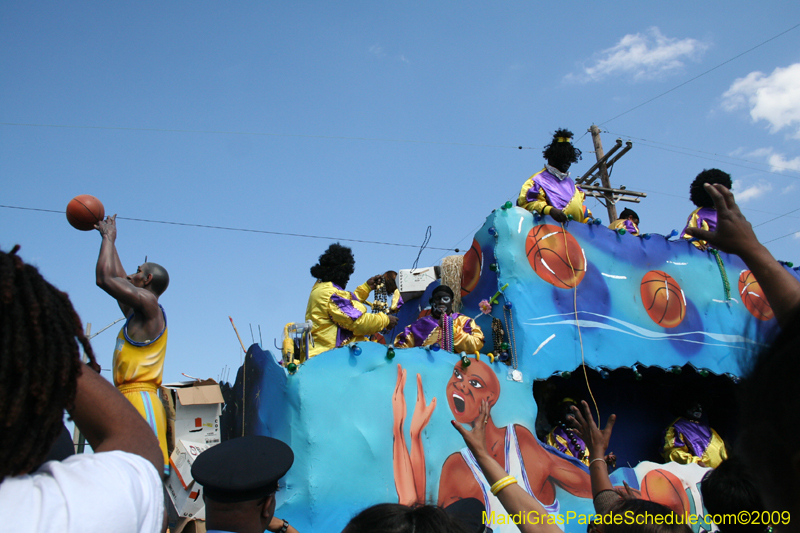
[490,475,517,496]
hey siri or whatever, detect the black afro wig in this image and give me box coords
[690,169,733,208]
[310,243,355,288]
[543,128,582,172]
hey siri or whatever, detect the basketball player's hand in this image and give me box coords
[451,399,490,459]
[549,209,568,223]
[570,400,616,460]
[685,184,756,257]
[94,214,118,242]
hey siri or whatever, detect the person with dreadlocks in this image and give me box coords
[306,242,399,357]
[0,246,165,532]
[680,168,733,250]
[608,208,640,236]
[95,214,171,476]
[517,129,593,223]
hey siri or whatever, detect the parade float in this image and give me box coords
[224,202,793,532]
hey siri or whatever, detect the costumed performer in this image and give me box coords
[305,243,398,357]
[662,401,727,468]
[95,215,170,476]
[393,285,484,354]
[680,168,733,250]
[608,208,640,236]
[517,129,593,224]
[546,398,615,468]
[392,359,592,533]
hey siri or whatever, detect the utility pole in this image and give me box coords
[575,126,646,223]
[590,125,617,223]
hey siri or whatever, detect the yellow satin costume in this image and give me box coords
[608,218,640,236]
[662,417,728,468]
[393,314,484,354]
[546,427,590,467]
[517,167,592,223]
[305,281,390,357]
[112,305,169,475]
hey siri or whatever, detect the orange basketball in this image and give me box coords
[461,239,482,297]
[66,195,105,231]
[640,271,686,328]
[525,224,586,289]
[739,270,774,321]
[640,469,689,517]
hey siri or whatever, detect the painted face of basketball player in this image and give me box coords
[447,361,500,425]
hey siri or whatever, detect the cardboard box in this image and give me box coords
[162,379,224,449]
[166,439,211,519]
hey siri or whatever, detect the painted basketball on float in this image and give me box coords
[640,469,689,516]
[525,224,586,289]
[461,239,482,297]
[738,270,774,321]
[640,271,686,328]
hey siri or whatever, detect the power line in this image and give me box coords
[762,230,800,245]
[753,207,800,228]
[600,22,800,125]
[0,121,535,150]
[0,204,458,251]
[621,139,800,180]
[605,130,800,176]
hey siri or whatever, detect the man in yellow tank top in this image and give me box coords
[95,215,170,476]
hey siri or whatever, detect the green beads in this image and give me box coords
[287,363,297,373]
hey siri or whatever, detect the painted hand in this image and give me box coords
[392,364,407,430]
[410,373,436,438]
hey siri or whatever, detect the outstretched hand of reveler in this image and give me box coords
[94,214,118,242]
[451,399,490,458]
[571,401,616,465]
[684,183,756,256]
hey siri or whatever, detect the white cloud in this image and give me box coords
[368,45,384,58]
[768,152,800,173]
[565,27,708,83]
[398,54,409,64]
[782,184,796,194]
[722,63,800,138]
[743,147,800,173]
[732,179,773,202]
[794,232,800,240]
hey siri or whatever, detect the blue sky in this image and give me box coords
[2,2,800,383]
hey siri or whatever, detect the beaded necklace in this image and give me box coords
[440,313,455,353]
[559,422,585,461]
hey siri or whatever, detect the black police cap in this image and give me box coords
[191,436,294,503]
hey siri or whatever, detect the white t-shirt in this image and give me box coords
[0,450,164,533]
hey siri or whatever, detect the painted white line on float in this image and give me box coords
[532,334,556,356]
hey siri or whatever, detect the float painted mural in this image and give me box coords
[232,206,795,532]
